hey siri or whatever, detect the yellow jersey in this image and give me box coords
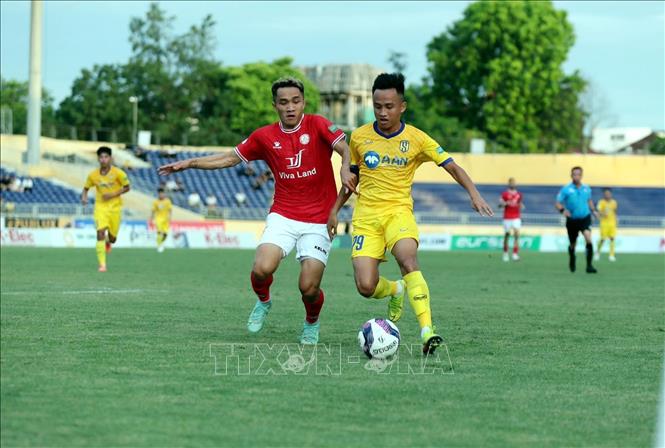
[152,198,172,222]
[350,122,453,218]
[84,166,130,211]
[597,198,618,225]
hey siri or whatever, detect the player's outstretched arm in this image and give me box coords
[158,151,242,176]
[443,161,493,216]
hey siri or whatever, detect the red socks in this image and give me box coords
[251,272,273,303]
[302,289,325,324]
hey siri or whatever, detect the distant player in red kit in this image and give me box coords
[159,78,356,344]
[499,177,524,261]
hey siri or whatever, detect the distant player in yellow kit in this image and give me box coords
[151,187,172,253]
[595,188,618,262]
[81,147,130,272]
[327,73,494,355]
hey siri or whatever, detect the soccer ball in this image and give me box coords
[358,318,400,359]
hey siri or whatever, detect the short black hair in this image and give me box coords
[271,77,305,100]
[372,73,405,98]
[603,187,612,192]
[571,166,583,174]
[158,187,165,193]
[97,146,112,156]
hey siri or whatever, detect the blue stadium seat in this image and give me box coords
[1,166,90,205]
[411,183,665,217]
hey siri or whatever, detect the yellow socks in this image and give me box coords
[404,270,432,330]
[610,240,615,257]
[96,241,106,267]
[371,276,397,299]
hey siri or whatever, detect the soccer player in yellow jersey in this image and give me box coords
[81,147,130,272]
[151,187,172,253]
[596,188,618,262]
[327,73,494,355]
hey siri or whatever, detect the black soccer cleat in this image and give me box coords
[422,334,444,356]
[586,266,598,274]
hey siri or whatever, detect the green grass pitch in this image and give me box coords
[1,248,664,447]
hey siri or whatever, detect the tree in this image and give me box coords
[426,1,585,152]
[226,57,320,138]
[56,64,131,141]
[387,51,408,74]
[647,136,665,155]
[54,2,321,145]
[0,77,56,136]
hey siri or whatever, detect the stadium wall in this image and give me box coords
[332,153,665,187]
[3,218,663,253]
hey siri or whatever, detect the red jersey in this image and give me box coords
[501,189,523,219]
[234,114,346,224]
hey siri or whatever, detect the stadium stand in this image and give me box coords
[412,183,665,216]
[125,151,665,221]
[1,166,86,205]
[129,150,275,217]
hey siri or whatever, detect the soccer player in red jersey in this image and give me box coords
[498,177,524,261]
[159,78,356,344]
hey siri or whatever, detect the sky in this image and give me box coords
[1,1,664,130]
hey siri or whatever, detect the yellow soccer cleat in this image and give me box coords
[388,279,406,323]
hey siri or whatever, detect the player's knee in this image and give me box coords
[108,234,117,243]
[299,280,320,300]
[355,278,377,298]
[397,258,419,274]
[252,261,277,279]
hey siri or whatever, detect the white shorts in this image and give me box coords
[259,213,331,266]
[503,218,522,233]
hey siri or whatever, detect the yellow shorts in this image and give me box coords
[600,222,617,239]
[155,219,170,234]
[94,207,122,236]
[351,212,419,259]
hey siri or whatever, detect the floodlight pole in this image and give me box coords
[26,0,43,165]
[129,96,138,146]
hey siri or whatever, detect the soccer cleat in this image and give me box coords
[247,300,272,333]
[388,279,406,322]
[422,327,443,356]
[593,253,600,262]
[98,265,107,273]
[609,255,616,262]
[586,266,598,274]
[300,320,320,345]
[568,248,576,273]
[157,246,165,253]
[105,242,112,254]
[512,253,520,261]
[502,252,510,262]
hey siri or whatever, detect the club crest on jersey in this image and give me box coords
[286,149,305,169]
[364,151,380,169]
[399,140,410,153]
[299,134,310,145]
